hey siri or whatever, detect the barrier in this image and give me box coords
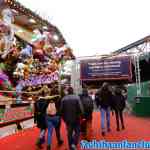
[0,103,33,127]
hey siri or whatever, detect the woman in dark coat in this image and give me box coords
[112,86,126,131]
[34,92,48,149]
[34,88,64,150]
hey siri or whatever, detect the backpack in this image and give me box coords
[46,102,57,115]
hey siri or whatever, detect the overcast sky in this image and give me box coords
[18,0,150,57]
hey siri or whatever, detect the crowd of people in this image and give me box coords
[34,82,127,150]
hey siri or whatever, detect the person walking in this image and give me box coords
[34,89,63,150]
[46,95,64,150]
[95,82,113,136]
[34,92,48,149]
[50,87,64,146]
[60,87,83,150]
[79,88,93,138]
[111,86,126,131]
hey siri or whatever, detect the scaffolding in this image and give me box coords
[114,36,150,96]
[71,60,82,94]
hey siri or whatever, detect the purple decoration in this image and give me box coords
[0,72,9,81]
[18,71,59,88]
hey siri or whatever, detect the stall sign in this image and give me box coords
[0,106,33,125]
[80,56,132,81]
[19,71,59,87]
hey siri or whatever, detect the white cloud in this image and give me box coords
[18,0,150,57]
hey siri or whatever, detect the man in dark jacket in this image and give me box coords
[34,93,48,149]
[79,88,93,137]
[95,82,113,136]
[60,87,82,150]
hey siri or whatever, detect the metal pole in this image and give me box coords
[134,54,141,96]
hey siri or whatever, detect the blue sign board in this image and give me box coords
[80,57,132,81]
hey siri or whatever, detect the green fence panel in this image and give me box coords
[132,97,150,117]
[127,81,150,104]
[127,81,150,116]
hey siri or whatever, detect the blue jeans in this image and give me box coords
[46,115,60,145]
[100,107,110,132]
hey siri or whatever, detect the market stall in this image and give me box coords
[0,0,74,127]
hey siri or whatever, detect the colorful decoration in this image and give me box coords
[0,1,75,103]
[13,62,25,79]
[0,9,14,59]
[18,71,59,87]
[1,8,14,25]
[20,45,32,59]
[1,9,14,58]
[33,49,45,62]
[0,71,16,97]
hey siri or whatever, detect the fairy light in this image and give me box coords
[53,34,59,41]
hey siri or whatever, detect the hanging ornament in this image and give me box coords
[1,8,14,25]
[23,64,30,79]
[20,44,33,60]
[0,9,15,59]
[33,49,45,61]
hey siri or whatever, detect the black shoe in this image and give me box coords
[47,145,51,150]
[40,137,45,144]
[122,126,125,130]
[58,139,64,146]
[36,139,43,149]
[101,131,105,136]
[36,143,43,149]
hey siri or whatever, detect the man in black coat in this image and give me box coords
[79,88,93,137]
[60,87,83,150]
